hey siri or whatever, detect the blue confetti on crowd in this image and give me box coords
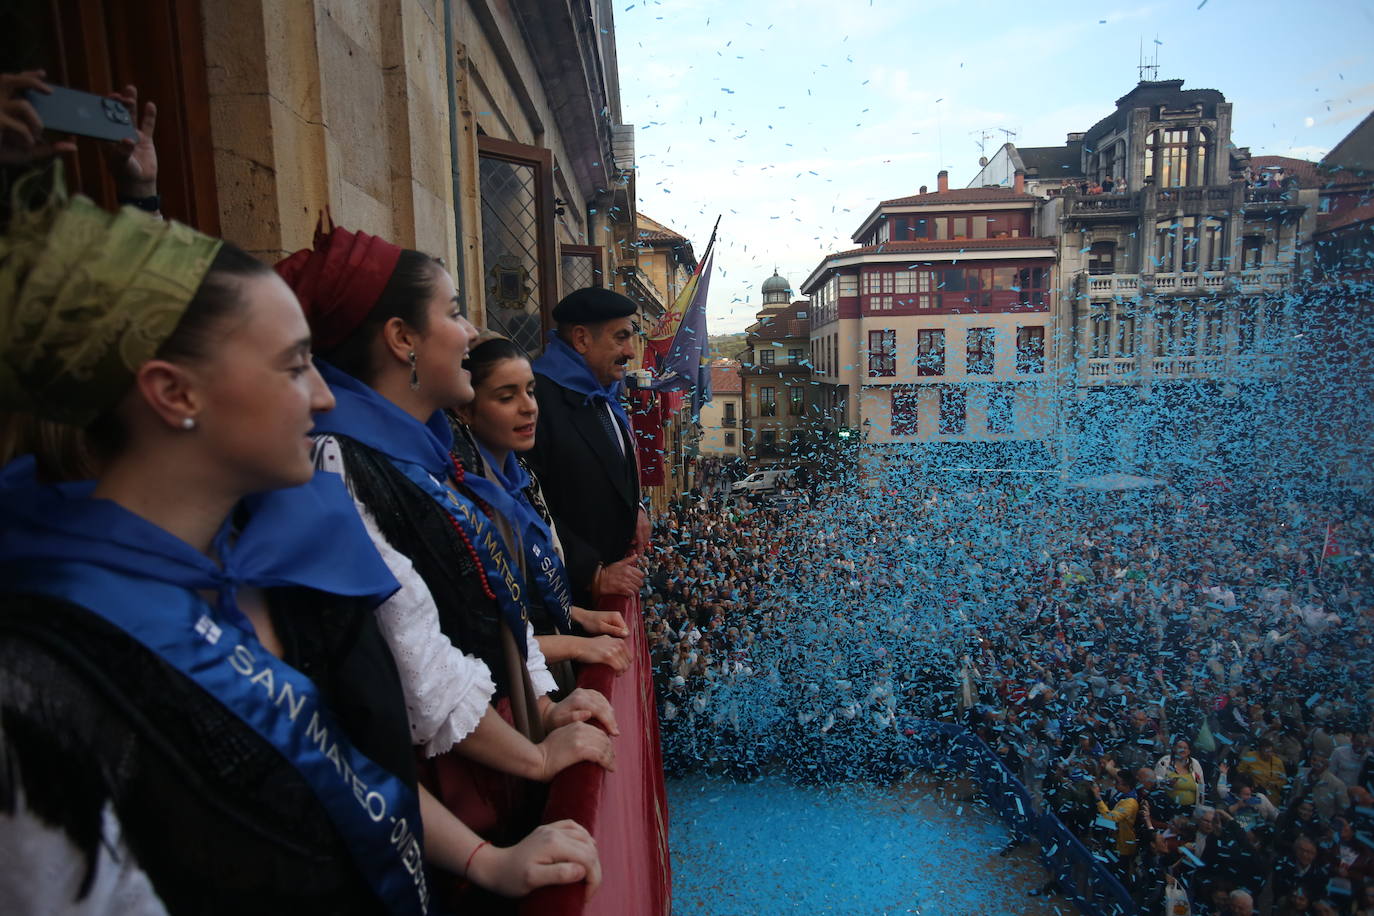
[647,271,1374,914]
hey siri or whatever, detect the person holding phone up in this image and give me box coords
[2,70,159,216]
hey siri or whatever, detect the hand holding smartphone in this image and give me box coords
[24,83,138,143]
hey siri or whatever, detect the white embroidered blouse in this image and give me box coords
[313,436,556,758]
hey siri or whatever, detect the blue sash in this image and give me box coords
[464,445,574,634]
[390,458,530,655]
[528,531,574,633]
[8,560,430,916]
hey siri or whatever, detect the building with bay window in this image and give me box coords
[964,79,1328,475]
[801,170,1057,454]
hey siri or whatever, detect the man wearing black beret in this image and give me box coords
[527,288,649,607]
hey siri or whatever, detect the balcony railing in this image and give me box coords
[1084,352,1283,383]
[1243,187,1303,208]
[1086,270,1292,299]
[1152,355,1225,376]
[722,416,736,427]
[1085,357,1139,378]
[1085,274,1140,294]
[524,590,669,916]
[740,363,812,377]
[1239,269,1290,289]
[1064,192,1139,216]
[1232,353,1284,377]
[1156,186,1233,206]
[1066,185,1243,218]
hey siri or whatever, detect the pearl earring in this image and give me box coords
[180,417,196,431]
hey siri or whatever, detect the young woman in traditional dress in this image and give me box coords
[275,225,616,907]
[0,172,598,914]
[453,335,633,690]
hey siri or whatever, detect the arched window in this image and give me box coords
[1147,129,1192,187]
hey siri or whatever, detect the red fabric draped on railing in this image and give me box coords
[520,593,672,915]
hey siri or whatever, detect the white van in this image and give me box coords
[730,468,795,495]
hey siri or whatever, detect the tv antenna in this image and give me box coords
[971,126,1018,156]
[1138,35,1161,82]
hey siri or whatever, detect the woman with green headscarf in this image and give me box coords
[0,169,598,914]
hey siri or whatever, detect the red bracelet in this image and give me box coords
[463,840,491,878]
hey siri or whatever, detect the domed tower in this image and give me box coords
[760,268,792,311]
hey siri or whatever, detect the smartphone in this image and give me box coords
[24,84,138,143]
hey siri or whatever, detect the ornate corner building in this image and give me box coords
[740,272,814,464]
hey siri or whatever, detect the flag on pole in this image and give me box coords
[646,248,714,418]
[644,218,717,419]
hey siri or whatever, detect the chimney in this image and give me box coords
[937,170,949,192]
[919,185,928,194]
[1013,170,1025,194]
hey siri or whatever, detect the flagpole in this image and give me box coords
[697,215,721,273]
[1319,521,1332,577]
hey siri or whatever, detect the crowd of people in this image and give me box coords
[0,73,653,913]
[644,463,1373,916]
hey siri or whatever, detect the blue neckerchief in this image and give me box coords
[309,362,530,653]
[311,359,454,479]
[473,442,574,633]
[531,330,630,431]
[0,461,426,915]
[0,456,399,626]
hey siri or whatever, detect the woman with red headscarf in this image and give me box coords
[276,222,615,909]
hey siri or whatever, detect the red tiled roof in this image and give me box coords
[638,229,688,243]
[879,187,1038,207]
[1317,200,1374,235]
[1252,155,1368,190]
[824,237,1057,260]
[1250,155,1322,188]
[747,300,811,342]
[709,367,742,394]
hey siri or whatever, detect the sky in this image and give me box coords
[614,0,1374,334]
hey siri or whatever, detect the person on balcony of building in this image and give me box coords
[275,225,617,907]
[0,166,600,913]
[452,334,632,692]
[525,288,649,608]
[1101,175,1116,194]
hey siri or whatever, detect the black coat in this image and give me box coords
[526,373,639,605]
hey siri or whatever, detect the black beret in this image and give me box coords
[552,287,637,324]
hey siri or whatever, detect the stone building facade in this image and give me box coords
[629,212,701,508]
[801,171,1057,454]
[741,272,814,464]
[698,362,743,458]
